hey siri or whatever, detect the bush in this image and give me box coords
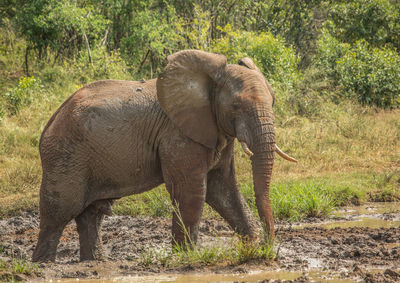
[212,25,300,87]
[314,29,351,79]
[120,7,184,78]
[313,30,400,108]
[328,0,400,50]
[2,76,43,115]
[15,0,107,59]
[336,41,400,108]
[73,46,130,83]
[40,65,66,84]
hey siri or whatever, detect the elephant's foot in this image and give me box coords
[171,210,201,248]
[166,180,206,247]
[76,202,106,261]
[32,225,65,262]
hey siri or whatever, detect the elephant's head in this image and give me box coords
[157,50,296,239]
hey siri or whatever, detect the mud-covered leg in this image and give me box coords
[32,222,66,262]
[160,139,209,246]
[166,177,207,246]
[206,141,258,238]
[75,199,112,261]
[32,178,84,262]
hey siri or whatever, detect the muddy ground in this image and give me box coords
[0,204,399,282]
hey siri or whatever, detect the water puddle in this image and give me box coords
[338,202,399,216]
[291,202,400,229]
[386,242,400,249]
[53,270,356,283]
[320,217,400,229]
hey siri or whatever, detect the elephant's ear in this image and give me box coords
[157,50,227,149]
[238,57,261,72]
[238,57,275,106]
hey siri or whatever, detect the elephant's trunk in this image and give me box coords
[250,118,275,240]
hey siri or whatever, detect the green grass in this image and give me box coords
[0,247,39,282]
[11,259,38,274]
[113,186,172,217]
[136,234,275,267]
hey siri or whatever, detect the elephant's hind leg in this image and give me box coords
[32,164,89,262]
[75,199,113,261]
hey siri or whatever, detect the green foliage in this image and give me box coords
[120,6,184,77]
[213,26,300,87]
[328,0,400,49]
[281,68,330,118]
[314,29,351,78]
[2,0,398,110]
[185,4,212,50]
[2,76,43,115]
[73,46,130,83]
[39,65,67,84]
[313,30,400,108]
[15,0,107,58]
[260,0,328,67]
[336,41,400,108]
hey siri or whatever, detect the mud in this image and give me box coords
[0,203,399,282]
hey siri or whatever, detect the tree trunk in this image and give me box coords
[24,46,30,76]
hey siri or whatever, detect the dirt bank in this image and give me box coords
[0,204,399,282]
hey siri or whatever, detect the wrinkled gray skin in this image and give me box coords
[32,50,276,262]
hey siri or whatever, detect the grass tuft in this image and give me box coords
[240,181,336,221]
[234,236,275,264]
[0,247,40,282]
[137,234,275,268]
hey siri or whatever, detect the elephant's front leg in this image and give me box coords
[206,142,259,238]
[166,176,207,245]
[160,140,209,246]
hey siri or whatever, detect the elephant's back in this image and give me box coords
[40,79,158,143]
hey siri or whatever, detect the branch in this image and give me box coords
[83,32,92,64]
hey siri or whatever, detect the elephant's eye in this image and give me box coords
[232,102,241,111]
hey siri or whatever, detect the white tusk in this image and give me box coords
[275,145,297,163]
[241,142,254,157]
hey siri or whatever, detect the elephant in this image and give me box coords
[32,50,296,262]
